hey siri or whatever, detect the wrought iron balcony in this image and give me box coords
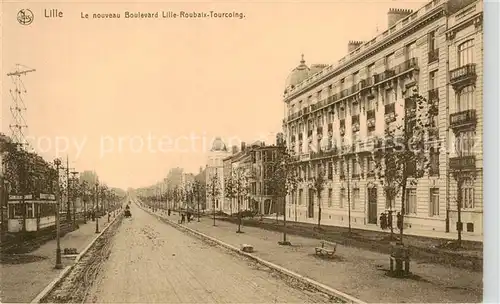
[393,58,419,75]
[360,78,373,91]
[450,109,477,129]
[450,155,476,171]
[428,48,439,63]
[450,64,476,90]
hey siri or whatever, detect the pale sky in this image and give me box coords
[2,0,425,189]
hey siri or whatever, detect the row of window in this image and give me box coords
[8,204,57,219]
[288,35,473,115]
[291,184,476,215]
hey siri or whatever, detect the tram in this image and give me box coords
[7,193,57,233]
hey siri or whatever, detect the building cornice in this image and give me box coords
[445,12,483,40]
[283,4,446,103]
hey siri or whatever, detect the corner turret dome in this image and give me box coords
[285,54,310,89]
[211,137,227,152]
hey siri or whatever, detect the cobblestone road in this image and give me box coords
[86,205,335,303]
[151,210,482,303]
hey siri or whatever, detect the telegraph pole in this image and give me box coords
[95,181,100,233]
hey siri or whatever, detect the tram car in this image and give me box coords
[7,193,57,233]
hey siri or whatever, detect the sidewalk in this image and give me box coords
[158,212,482,303]
[264,215,483,242]
[0,216,113,303]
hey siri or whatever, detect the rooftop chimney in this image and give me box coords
[347,41,364,53]
[241,142,246,152]
[387,8,413,28]
[232,145,238,154]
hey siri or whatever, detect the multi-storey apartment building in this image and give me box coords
[222,142,252,214]
[282,0,483,236]
[206,137,231,211]
[247,141,284,215]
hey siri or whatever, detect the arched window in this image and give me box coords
[458,39,474,66]
[457,85,475,112]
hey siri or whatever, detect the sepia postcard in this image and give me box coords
[0,0,488,303]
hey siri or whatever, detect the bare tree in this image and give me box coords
[207,171,221,226]
[224,175,236,216]
[267,147,299,244]
[310,162,326,230]
[227,167,250,233]
[373,91,437,244]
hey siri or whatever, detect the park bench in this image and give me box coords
[240,244,254,253]
[315,240,337,258]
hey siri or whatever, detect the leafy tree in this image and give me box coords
[373,91,438,244]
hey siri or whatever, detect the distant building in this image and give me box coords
[206,137,231,211]
[247,141,284,215]
[223,142,252,214]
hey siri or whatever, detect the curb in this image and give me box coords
[144,208,365,304]
[30,212,123,304]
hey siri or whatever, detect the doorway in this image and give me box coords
[308,189,314,218]
[368,188,377,224]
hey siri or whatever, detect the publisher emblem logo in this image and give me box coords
[17,9,34,25]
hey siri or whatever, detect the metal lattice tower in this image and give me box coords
[7,64,36,151]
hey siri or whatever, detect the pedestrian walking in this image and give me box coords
[380,213,387,230]
[168,209,171,216]
[396,212,403,231]
[387,210,393,229]
[181,213,185,224]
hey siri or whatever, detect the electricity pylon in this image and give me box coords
[7,64,36,150]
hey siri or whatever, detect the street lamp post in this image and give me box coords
[54,158,63,269]
[70,171,78,229]
[95,182,100,233]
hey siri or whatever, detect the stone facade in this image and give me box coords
[206,137,231,212]
[282,0,483,236]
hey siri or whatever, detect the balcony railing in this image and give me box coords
[393,58,419,75]
[360,78,373,91]
[450,109,477,129]
[311,149,338,160]
[450,64,476,89]
[374,69,395,83]
[450,155,476,171]
[428,48,439,63]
